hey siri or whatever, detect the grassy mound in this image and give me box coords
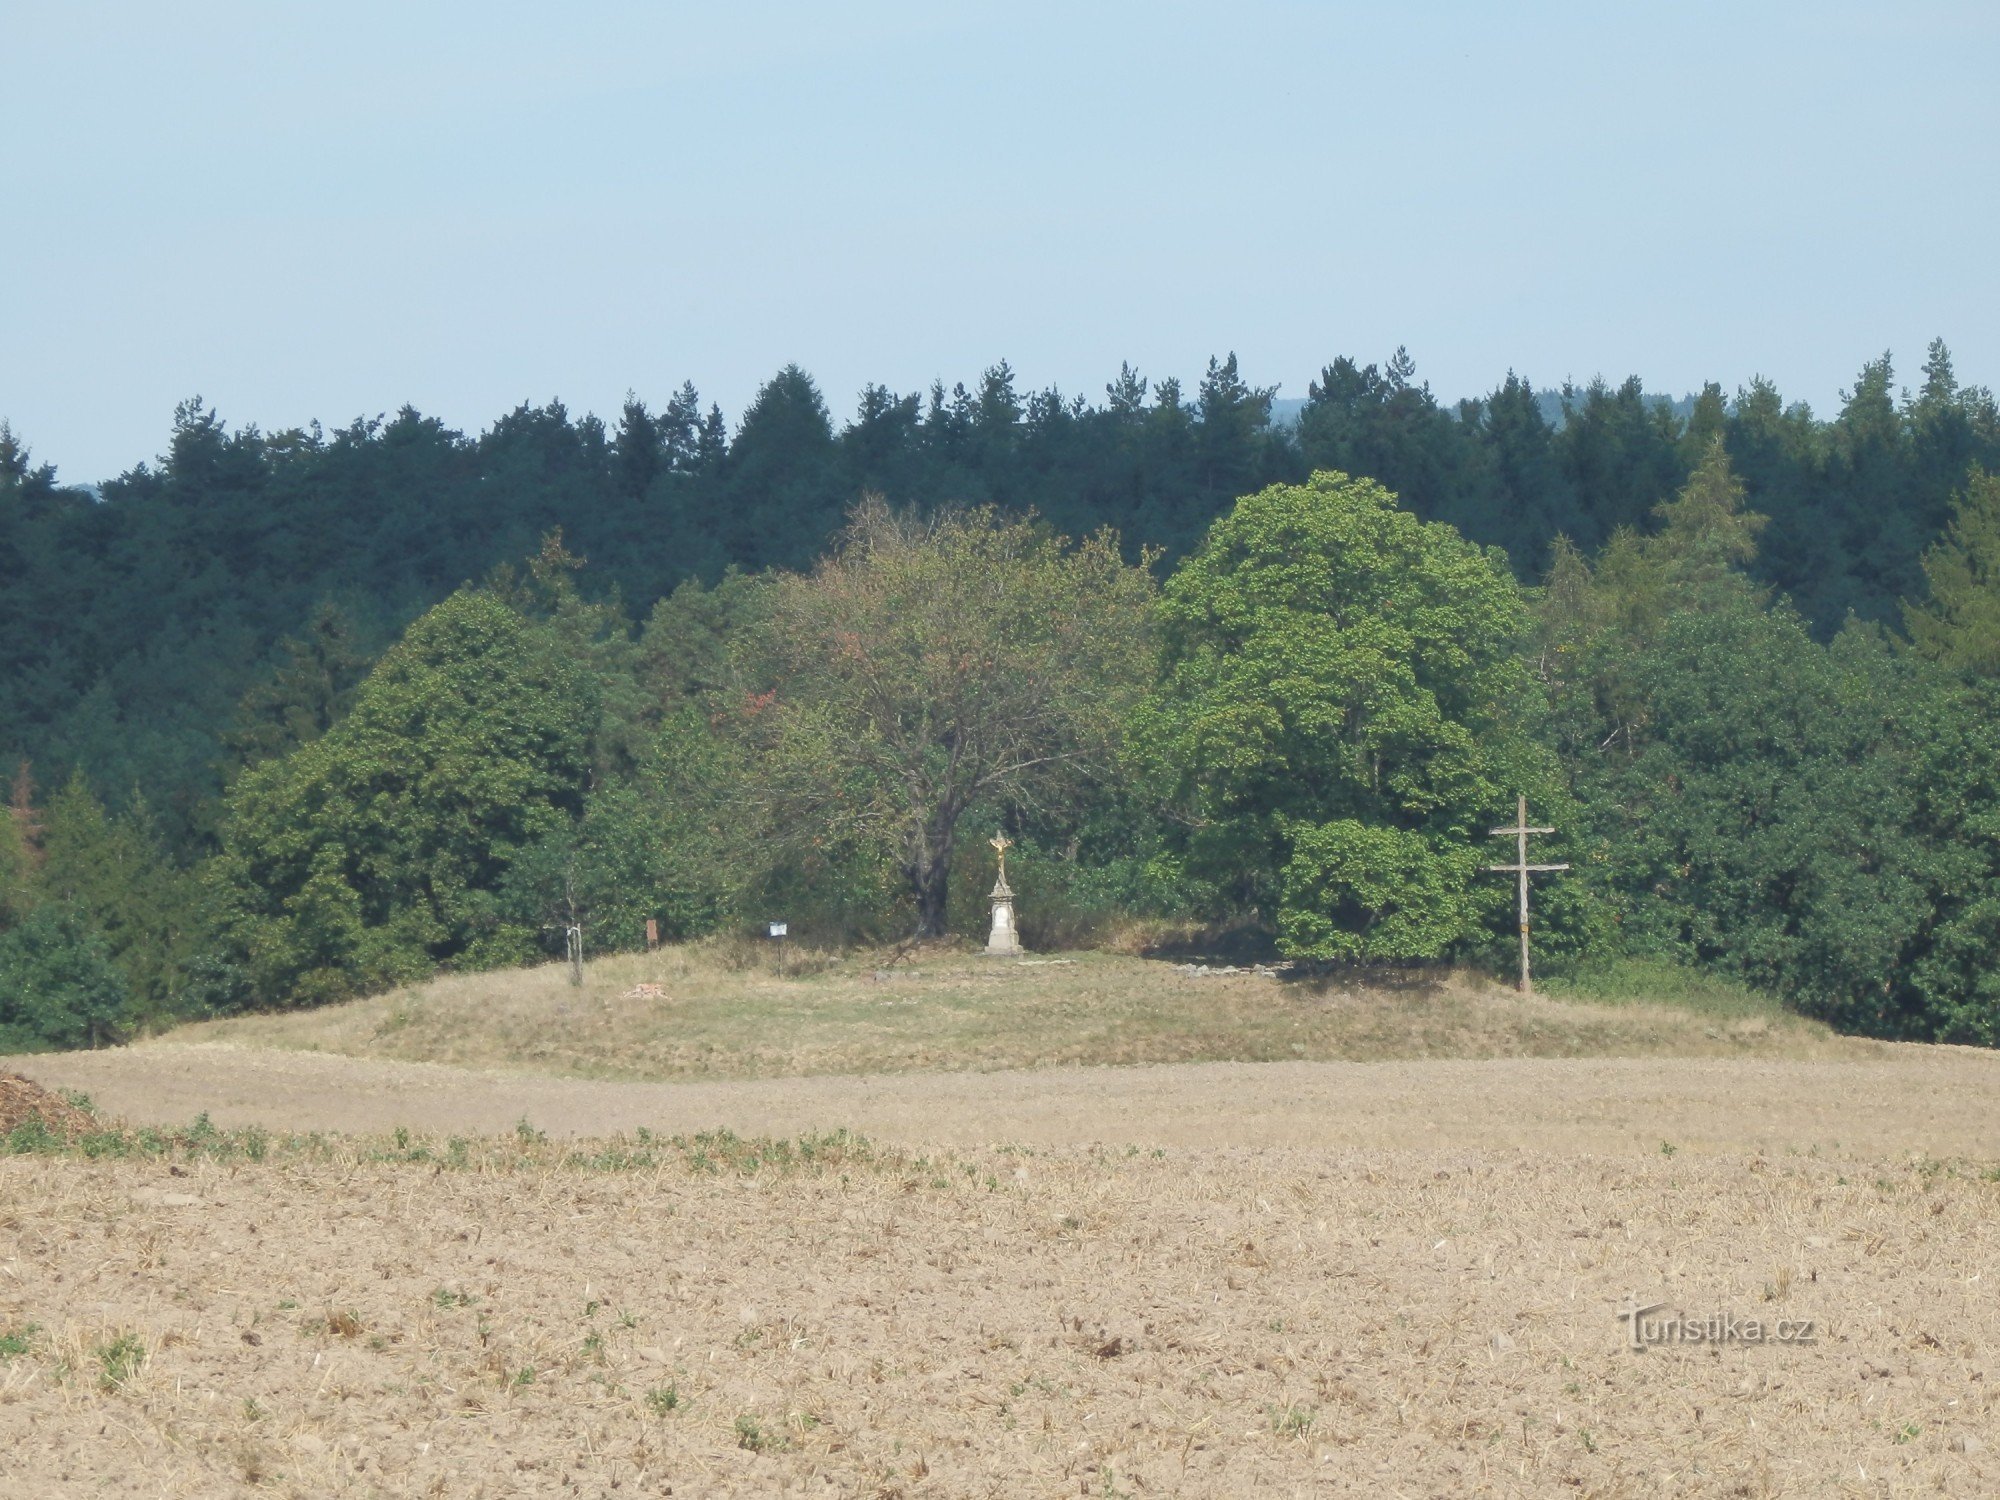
[137,942,1862,1082]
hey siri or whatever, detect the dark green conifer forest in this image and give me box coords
[4,343,2000,1049]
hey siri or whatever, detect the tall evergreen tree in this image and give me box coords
[1905,468,2000,674]
[220,602,370,776]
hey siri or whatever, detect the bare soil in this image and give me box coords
[7,1043,2000,1160]
[0,1073,93,1138]
[2,960,1998,1495]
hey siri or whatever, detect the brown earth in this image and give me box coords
[0,1073,94,1138]
[7,1041,2000,1159]
[3,1038,1999,1495]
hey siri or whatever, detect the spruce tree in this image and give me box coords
[1906,469,2000,673]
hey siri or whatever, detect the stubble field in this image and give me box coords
[2,951,1998,1496]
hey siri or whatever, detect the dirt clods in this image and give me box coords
[0,1072,94,1138]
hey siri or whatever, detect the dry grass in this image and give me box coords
[1,1126,1996,1496]
[148,943,1864,1083]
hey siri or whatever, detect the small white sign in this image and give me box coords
[767,921,788,938]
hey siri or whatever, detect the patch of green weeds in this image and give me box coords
[735,1413,788,1453]
[646,1385,681,1416]
[1266,1402,1315,1438]
[4,1108,898,1186]
[96,1333,146,1391]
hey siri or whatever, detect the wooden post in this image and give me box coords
[645,918,659,952]
[1486,793,1568,995]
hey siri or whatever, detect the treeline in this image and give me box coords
[3,345,1995,845]
[4,345,2000,1050]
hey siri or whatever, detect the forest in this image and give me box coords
[3,342,2000,1051]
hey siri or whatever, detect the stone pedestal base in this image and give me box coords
[985,879,1022,956]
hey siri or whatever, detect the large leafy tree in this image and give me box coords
[1903,674,2000,1044]
[1581,611,1933,1026]
[213,590,595,1004]
[1542,452,2000,1042]
[1140,470,1558,960]
[739,500,1157,937]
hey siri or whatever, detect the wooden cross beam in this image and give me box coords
[1486,793,1569,995]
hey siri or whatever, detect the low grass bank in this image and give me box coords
[140,942,1868,1081]
[1540,954,1793,1020]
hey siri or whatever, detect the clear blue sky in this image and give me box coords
[5,0,1996,483]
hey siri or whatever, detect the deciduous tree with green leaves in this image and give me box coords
[1139,470,1562,961]
[740,499,1157,937]
[212,590,595,1005]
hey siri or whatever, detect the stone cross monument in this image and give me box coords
[985,831,1022,956]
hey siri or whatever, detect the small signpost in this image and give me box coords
[1486,794,1568,995]
[540,923,585,984]
[562,923,583,987]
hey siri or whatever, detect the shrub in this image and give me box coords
[0,904,131,1050]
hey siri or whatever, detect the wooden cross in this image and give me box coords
[989,831,1012,884]
[1487,794,1568,995]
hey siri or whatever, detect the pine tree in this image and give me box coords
[221,603,370,775]
[613,393,664,499]
[1650,435,1768,585]
[8,760,42,869]
[1905,469,2000,674]
[0,761,37,927]
[38,773,201,1027]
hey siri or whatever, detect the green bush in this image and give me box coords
[0,903,131,1050]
